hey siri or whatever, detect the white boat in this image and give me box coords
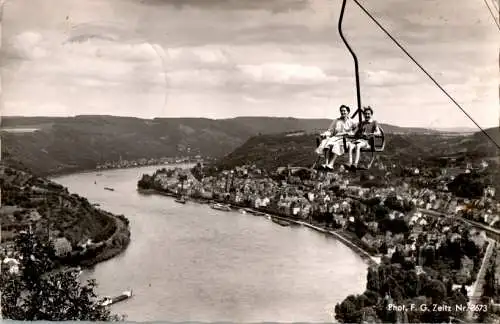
[211,203,232,212]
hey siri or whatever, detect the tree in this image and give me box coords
[353,217,368,239]
[335,295,363,323]
[423,279,447,304]
[137,174,152,189]
[178,174,188,193]
[190,163,204,182]
[367,268,380,292]
[390,249,405,265]
[0,231,123,321]
[447,173,486,199]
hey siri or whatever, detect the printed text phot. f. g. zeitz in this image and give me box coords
[1,0,499,323]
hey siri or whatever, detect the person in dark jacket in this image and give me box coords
[346,106,381,170]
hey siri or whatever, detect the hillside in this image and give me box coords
[2,115,444,176]
[220,116,440,135]
[1,116,256,176]
[216,127,500,171]
[0,163,131,266]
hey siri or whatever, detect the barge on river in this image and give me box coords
[101,290,133,307]
[175,196,187,204]
[271,217,292,227]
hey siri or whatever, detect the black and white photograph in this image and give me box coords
[0,0,499,322]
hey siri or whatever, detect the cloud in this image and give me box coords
[165,47,230,67]
[7,32,46,60]
[363,70,422,87]
[2,0,497,128]
[4,31,163,87]
[168,69,230,88]
[137,0,309,12]
[238,63,330,85]
[242,95,269,104]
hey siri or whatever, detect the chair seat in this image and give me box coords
[343,131,385,153]
[314,129,385,170]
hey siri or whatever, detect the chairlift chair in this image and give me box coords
[312,0,386,171]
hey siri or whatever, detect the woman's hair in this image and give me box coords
[339,105,350,114]
[363,106,373,115]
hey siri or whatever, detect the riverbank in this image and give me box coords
[137,188,378,267]
[42,190,132,270]
[1,164,132,279]
[47,164,195,269]
[77,213,131,268]
[46,211,131,271]
[270,214,379,267]
[45,163,170,178]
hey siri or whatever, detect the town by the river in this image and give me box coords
[53,164,368,323]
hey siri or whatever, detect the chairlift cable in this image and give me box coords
[350,0,500,150]
[488,0,499,17]
[483,0,500,31]
[490,0,499,13]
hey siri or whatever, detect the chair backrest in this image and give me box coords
[361,127,385,152]
[375,127,385,152]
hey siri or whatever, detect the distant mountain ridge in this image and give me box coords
[215,126,500,171]
[3,115,445,133]
[1,115,496,176]
[219,116,443,135]
[431,127,478,133]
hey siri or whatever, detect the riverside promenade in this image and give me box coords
[139,186,380,267]
[233,212,379,267]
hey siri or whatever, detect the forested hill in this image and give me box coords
[219,116,442,135]
[215,127,500,171]
[0,163,130,265]
[2,115,447,176]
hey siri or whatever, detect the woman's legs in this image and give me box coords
[323,148,329,164]
[354,145,362,168]
[353,140,370,168]
[327,153,337,168]
[348,142,355,166]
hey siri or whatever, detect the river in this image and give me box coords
[53,165,368,323]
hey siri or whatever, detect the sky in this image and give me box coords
[1,0,499,128]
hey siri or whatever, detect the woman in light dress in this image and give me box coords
[315,105,356,170]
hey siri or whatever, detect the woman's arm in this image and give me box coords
[372,121,381,136]
[332,119,344,136]
[362,121,381,138]
[321,119,337,137]
[347,121,358,136]
[326,119,336,132]
[334,119,357,136]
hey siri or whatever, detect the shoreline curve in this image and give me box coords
[137,187,379,268]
